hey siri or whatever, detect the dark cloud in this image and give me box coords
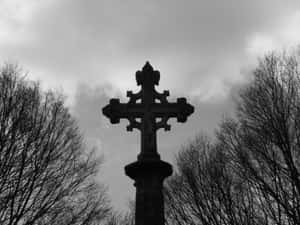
[1,0,300,100]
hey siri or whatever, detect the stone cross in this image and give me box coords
[102,62,194,225]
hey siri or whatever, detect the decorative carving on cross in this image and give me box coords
[102,62,194,161]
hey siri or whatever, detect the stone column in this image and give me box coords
[125,160,172,225]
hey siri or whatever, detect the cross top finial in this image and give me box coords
[136,61,160,86]
[143,61,153,70]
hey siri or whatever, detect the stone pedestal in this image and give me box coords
[125,160,173,225]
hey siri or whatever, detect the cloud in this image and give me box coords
[246,10,300,55]
[1,0,300,103]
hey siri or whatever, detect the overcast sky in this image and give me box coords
[1,0,300,211]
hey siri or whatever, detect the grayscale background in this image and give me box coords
[1,0,300,210]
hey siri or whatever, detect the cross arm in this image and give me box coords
[102,98,145,131]
[151,98,194,131]
[152,98,194,122]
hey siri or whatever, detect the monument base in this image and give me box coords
[125,160,173,225]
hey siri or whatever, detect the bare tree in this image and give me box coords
[165,51,300,225]
[0,65,110,225]
[105,201,134,225]
[217,52,300,224]
[164,135,265,225]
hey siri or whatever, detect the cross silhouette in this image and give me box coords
[102,62,194,161]
[102,62,194,225]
